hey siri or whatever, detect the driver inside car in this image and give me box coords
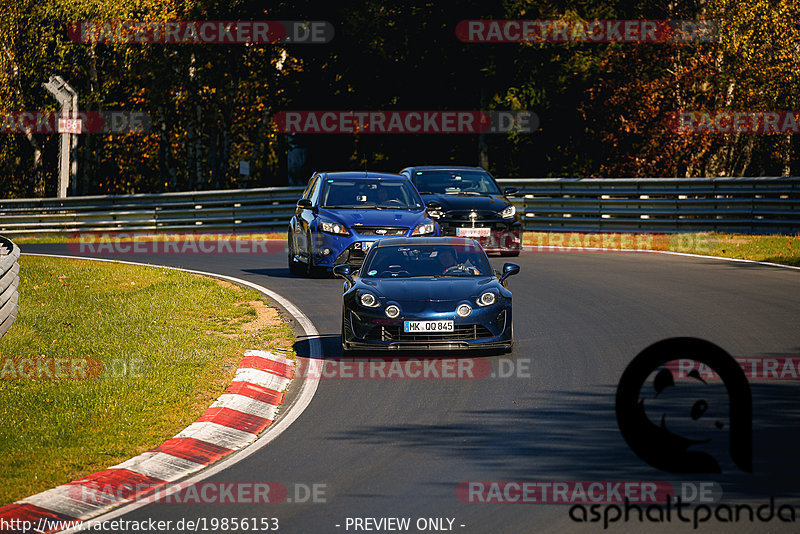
[434,249,480,275]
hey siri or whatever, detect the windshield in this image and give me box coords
[361,243,493,278]
[321,179,423,209]
[412,170,502,195]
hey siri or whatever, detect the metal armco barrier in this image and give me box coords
[498,177,800,234]
[0,236,20,339]
[0,187,305,236]
[0,177,798,236]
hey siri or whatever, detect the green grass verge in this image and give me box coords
[522,232,799,267]
[0,256,294,506]
[665,233,799,266]
[11,232,287,245]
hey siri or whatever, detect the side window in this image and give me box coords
[308,176,323,205]
[302,175,319,200]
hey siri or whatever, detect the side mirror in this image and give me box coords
[333,264,355,284]
[499,262,520,283]
[296,198,313,209]
[503,186,518,197]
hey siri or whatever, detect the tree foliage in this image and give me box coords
[0,0,797,198]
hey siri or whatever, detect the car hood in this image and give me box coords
[421,193,510,213]
[318,208,426,227]
[361,277,497,303]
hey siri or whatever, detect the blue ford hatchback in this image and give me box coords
[288,172,440,276]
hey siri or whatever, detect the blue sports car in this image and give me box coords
[288,171,440,276]
[333,237,519,352]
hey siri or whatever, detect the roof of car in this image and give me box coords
[319,171,406,180]
[402,166,487,172]
[372,236,479,248]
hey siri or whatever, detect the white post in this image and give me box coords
[42,76,79,198]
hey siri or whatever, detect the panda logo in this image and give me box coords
[615,337,752,473]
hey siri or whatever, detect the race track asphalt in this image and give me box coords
[23,243,800,533]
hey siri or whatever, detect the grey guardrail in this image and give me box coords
[0,187,306,236]
[0,178,798,235]
[498,176,800,234]
[0,236,20,339]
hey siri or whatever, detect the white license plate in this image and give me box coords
[356,241,373,251]
[404,320,454,333]
[456,227,490,237]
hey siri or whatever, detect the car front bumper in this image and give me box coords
[343,304,512,351]
[436,219,522,253]
[310,227,441,270]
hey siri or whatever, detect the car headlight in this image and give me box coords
[320,221,349,236]
[358,291,380,307]
[477,291,497,306]
[501,205,516,219]
[385,305,400,318]
[456,304,472,317]
[412,221,435,235]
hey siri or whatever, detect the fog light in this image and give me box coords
[385,305,400,318]
[322,248,332,255]
[457,304,472,317]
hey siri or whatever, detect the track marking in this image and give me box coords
[15,253,323,532]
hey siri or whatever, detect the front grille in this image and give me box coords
[351,226,408,236]
[334,243,369,266]
[445,210,498,221]
[363,324,493,342]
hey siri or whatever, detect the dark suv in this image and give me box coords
[399,166,522,256]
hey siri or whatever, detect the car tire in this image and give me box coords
[288,232,304,275]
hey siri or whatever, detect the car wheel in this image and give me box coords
[288,232,304,275]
